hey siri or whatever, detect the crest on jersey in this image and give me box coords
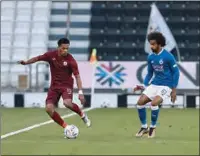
[159,59,163,64]
[63,61,68,66]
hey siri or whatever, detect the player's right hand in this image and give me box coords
[17,60,26,65]
[133,85,145,92]
[171,89,177,103]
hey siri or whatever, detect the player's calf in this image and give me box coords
[150,105,160,127]
[137,105,147,128]
[46,103,67,128]
[63,100,91,127]
[148,105,158,138]
[148,97,162,138]
[135,94,151,137]
[136,95,151,127]
[63,100,83,116]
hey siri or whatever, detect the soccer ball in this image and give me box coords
[64,125,79,139]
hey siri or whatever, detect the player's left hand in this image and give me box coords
[171,89,177,103]
[78,94,86,105]
[133,85,145,92]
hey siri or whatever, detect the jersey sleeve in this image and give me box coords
[37,52,50,62]
[144,55,154,86]
[70,57,79,76]
[168,54,180,88]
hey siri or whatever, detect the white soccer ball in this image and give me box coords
[64,125,79,139]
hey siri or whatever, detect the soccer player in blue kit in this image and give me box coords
[134,32,180,138]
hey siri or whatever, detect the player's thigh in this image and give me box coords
[151,96,163,106]
[156,86,172,103]
[137,94,152,105]
[46,88,61,106]
[63,99,73,108]
[152,86,172,106]
[141,85,157,101]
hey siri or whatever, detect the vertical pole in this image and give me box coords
[66,0,71,39]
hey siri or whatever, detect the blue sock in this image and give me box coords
[137,105,147,128]
[150,105,160,128]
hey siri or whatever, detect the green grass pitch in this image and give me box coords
[1,108,199,155]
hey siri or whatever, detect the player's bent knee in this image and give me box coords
[137,100,145,106]
[63,99,73,108]
[45,104,54,114]
[151,96,163,106]
[64,103,73,108]
[151,102,158,106]
[137,96,145,105]
[137,95,151,106]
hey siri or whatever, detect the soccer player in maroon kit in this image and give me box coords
[18,38,91,134]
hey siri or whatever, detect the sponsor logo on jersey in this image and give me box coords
[152,65,164,72]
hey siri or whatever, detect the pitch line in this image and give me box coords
[1,107,94,139]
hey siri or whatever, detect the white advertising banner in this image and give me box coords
[24,93,46,108]
[75,61,199,89]
[90,94,118,108]
[24,93,117,108]
[1,93,14,108]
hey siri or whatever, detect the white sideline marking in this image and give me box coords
[1,107,94,139]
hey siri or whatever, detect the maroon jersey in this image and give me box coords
[37,50,79,88]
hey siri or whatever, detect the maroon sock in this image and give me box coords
[51,111,67,128]
[71,103,83,117]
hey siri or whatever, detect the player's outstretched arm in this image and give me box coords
[18,57,39,65]
[18,53,49,65]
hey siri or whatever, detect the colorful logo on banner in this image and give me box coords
[95,62,127,87]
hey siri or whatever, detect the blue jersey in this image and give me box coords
[144,49,180,88]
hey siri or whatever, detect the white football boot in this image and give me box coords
[81,113,91,127]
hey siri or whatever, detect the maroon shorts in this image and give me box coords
[45,87,73,105]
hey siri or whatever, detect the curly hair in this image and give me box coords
[57,38,70,46]
[147,32,166,47]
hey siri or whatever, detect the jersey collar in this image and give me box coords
[155,48,164,55]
